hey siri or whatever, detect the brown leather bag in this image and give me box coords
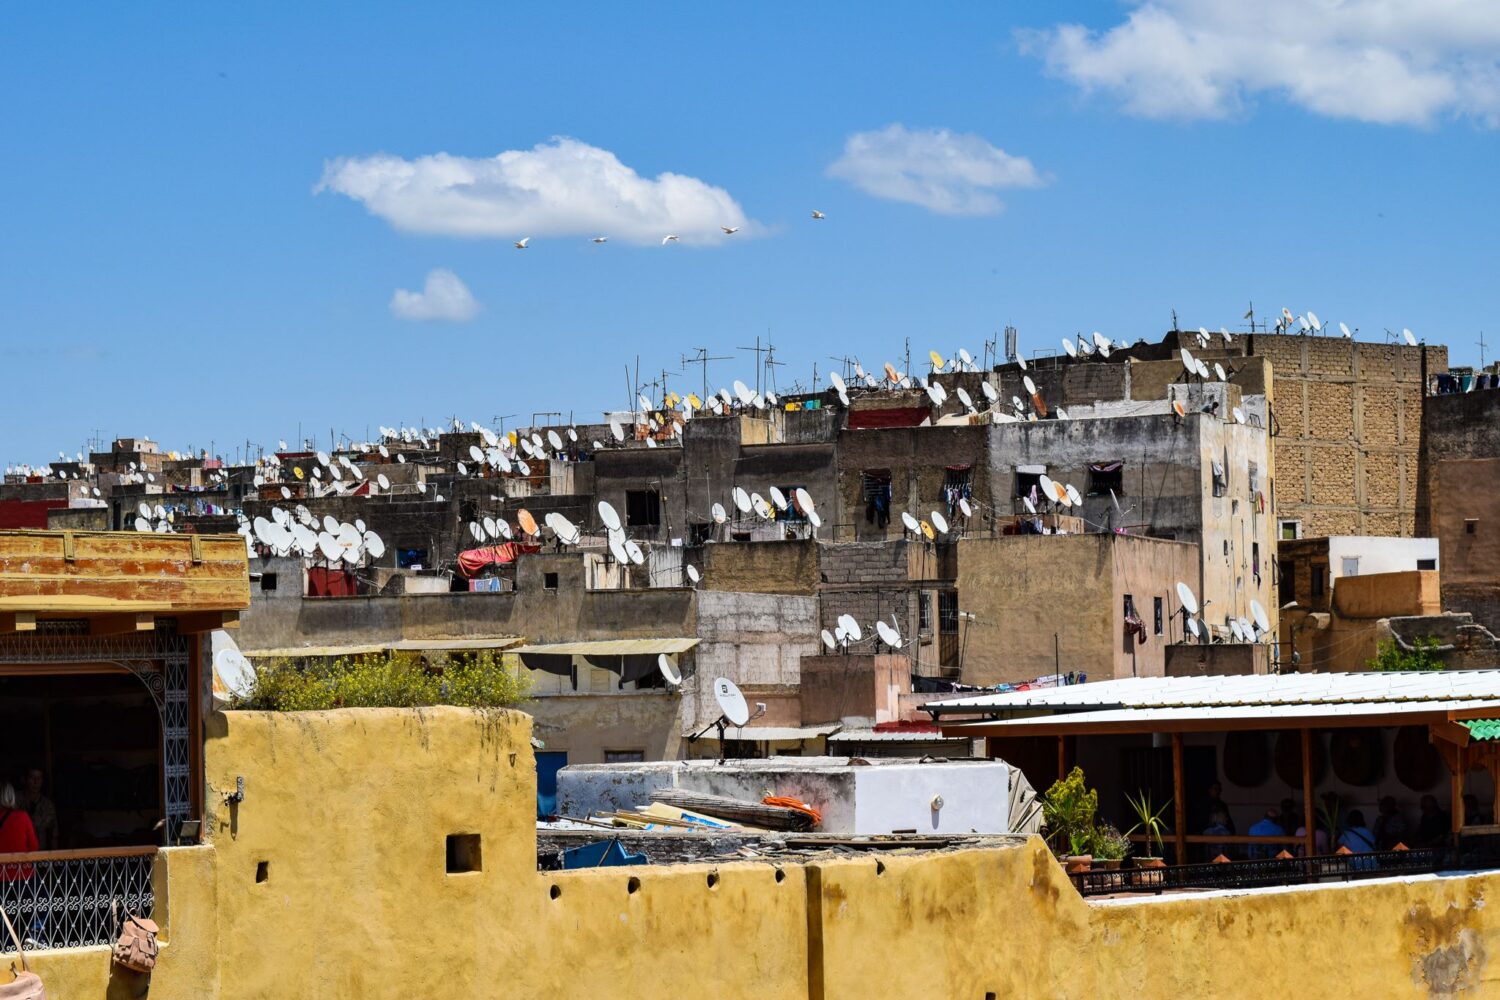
[0,907,45,1000]
[110,903,158,974]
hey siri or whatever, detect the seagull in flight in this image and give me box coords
[662,235,680,245]
[513,237,529,249]
[811,210,826,220]
[721,226,740,235]
[591,236,608,244]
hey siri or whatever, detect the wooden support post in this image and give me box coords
[0,613,36,634]
[1452,742,1467,836]
[1301,728,1316,857]
[1172,732,1187,865]
[172,611,239,634]
[1057,735,1066,783]
[89,613,155,637]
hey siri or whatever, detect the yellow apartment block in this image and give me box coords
[16,706,1499,999]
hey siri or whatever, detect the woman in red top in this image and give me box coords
[0,784,39,881]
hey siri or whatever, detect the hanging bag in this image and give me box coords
[0,906,45,1000]
[110,901,158,974]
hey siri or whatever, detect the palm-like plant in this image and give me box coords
[1125,789,1173,858]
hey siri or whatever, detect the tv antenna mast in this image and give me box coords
[682,347,731,401]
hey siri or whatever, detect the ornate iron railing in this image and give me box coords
[0,848,156,950]
[1069,847,1448,897]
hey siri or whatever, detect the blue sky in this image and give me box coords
[3,2,1497,463]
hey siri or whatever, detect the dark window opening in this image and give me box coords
[778,485,809,523]
[605,750,645,763]
[1311,566,1326,599]
[1153,596,1164,635]
[398,548,428,569]
[460,499,478,523]
[1015,471,1042,499]
[861,470,892,527]
[1418,558,1437,570]
[918,593,932,633]
[1088,463,1124,496]
[942,466,972,514]
[543,572,559,590]
[256,861,269,884]
[446,833,483,874]
[260,573,278,592]
[938,592,959,635]
[1123,594,1136,618]
[1211,462,1227,498]
[1466,519,1478,535]
[689,521,713,546]
[625,490,661,527]
[1280,560,1296,602]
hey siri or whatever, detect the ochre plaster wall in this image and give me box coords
[17,707,1500,998]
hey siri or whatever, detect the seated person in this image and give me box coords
[1202,808,1234,861]
[1338,810,1377,853]
[1373,796,1409,850]
[1247,808,1284,859]
[1463,794,1493,827]
[1415,794,1450,846]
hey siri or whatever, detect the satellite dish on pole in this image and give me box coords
[1186,618,1201,640]
[211,630,256,701]
[1250,599,1270,635]
[876,620,902,648]
[821,629,837,650]
[714,677,751,726]
[1176,581,1200,615]
[598,500,621,531]
[657,654,682,687]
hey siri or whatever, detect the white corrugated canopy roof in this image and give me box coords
[510,638,699,656]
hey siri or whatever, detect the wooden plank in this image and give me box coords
[1301,728,1316,858]
[0,846,157,863]
[0,613,35,633]
[1172,732,1186,865]
[172,611,240,634]
[89,613,155,637]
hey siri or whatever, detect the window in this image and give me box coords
[1311,566,1326,598]
[942,466,972,513]
[1280,520,1302,540]
[260,573,278,592]
[1153,597,1164,635]
[255,861,270,884]
[1466,519,1479,535]
[778,485,808,523]
[543,572,559,590]
[1341,557,1360,577]
[1088,463,1124,496]
[1211,462,1227,498]
[1280,560,1296,601]
[861,469,892,526]
[938,592,959,635]
[1123,594,1136,617]
[460,499,478,523]
[604,750,645,763]
[1248,462,1260,496]
[1418,558,1437,570]
[625,489,661,527]
[445,834,482,874]
[918,593,932,633]
[1015,470,1042,499]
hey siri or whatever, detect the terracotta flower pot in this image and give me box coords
[1064,854,1093,873]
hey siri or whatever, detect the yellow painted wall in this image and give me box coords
[16,707,1500,998]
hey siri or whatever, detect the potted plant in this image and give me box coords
[1090,823,1130,871]
[1043,766,1099,873]
[1125,789,1173,877]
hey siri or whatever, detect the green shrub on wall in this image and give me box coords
[237,650,531,711]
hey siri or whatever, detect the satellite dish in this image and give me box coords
[1307,311,1322,331]
[981,382,999,403]
[920,520,935,541]
[517,509,539,535]
[931,510,949,534]
[926,384,945,407]
[547,429,564,451]
[733,379,754,405]
[714,677,751,726]
[598,500,621,531]
[794,488,815,515]
[1238,616,1254,640]
[1176,581,1200,615]
[469,521,485,542]
[469,445,484,464]
[808,510,822,529]
[609,535,630,564]
[837,614,862,642]
[1172,399,1187,418]
[830,372,846,393]
[732,487,752,514]
[958,497,972,518]
[876,620,902,648]
[1062,338,1077,358]
[482,516,498,538]
[837,389,850,407]
[1092,331,1110,351]
[134,516,151,533]
[1214,362,1227,382]
[821,629,837,650]
[317,533,341,562]
[137,501,152,518]
[397,454,407,464]
[686,565,701,584]
[377,473,390,490]
[1230,620,1245,642]
[280,486,292,499]
[750,493,772,519]
[1109,488,1121,512]
[1023,496,1036,514]
[211,630,256,700]
[1180,347,1196,373]
[1023,375,1037,396]
[768,486,788,511]
[1233,407,1246,424]
[657,654,682,687]
[1403,328,1418,346]
[1196,359,1211,380]
[495,519,512,540]
[610,419,625,442]
[1065,483,1083,507]
[901,511,920,533]
[568,427,579,443]
[517,460,531,476]
[711,502,728,525]
[1016,354,1028,371]
[1186,618,1201,640]
[1339,322,1352,339]
[457,462,468,477]
[625,540,645,566]
[928,349,945,371]
[1038,474,1056,502]
[1250,599,1270,634]
[378,444,390,458]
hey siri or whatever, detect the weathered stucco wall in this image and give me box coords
[22,707,1500,998]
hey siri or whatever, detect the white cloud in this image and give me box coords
[826,124,1045,216]
[319,137,755,246]
[1023,1,1500,126]
[389,269,480,323]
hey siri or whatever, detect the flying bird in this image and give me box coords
[514,237,530,249]
[811,210,826,220]
[662,235,680,244]
[721,226,740,235]
[591,236,608,244]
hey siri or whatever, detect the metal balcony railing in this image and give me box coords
[1068,847,1449,897]
[0,847,156,950]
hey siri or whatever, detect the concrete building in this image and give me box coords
[1418,387,1500,634]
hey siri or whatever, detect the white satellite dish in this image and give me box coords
[211,630,256,700]
[732,486,752,514]
[1176,581,1200,615]
[1038,474,1057,502]
[1195,359,1211,380]
[134,516,151,533]
[956,387,973,409]
[136,501,151,518]
[483,516,498,538]
[1250,599,1270,634]
[821,629,837,650]
[1214,362,1227,382]
[794,488,815,515]
[377,473,390,490]
[625,540,645,566]
[1232,407,1246,424]
[931,510,949,535]
[830,372,846,394]
[808,510,822,529]
[598,500,621,531]
[686,564,700,584]
[876,620,902,648]
[610,419,625,442]
[1403,328,1418,346]
[657,654,682,687]
[1238,616,1254,641]
[981,382,999,404]
[1023,375,1037,396]
[322,515,339,534]
[841,616,864,642]
[900,511,920,533]
[457,462,468,477]
[768,486,788,511]
[280,486,292,499]
[1339,322,1352,339]
[397,454,407,464]
[711,502,727,525]
[733,379,755,405]
[926,384,945,407]
[1186,618,1201,640]
[1180,346,1196,373]
[547,429,564,451]
[317,533,341,562]
[1230,620,1245,642]
[469,445,484,464]
[609,535,630,564]
[714,677,751,726]
[1307,310,1321,331]
[1062,338,1077,358]
[958,497,972,518]
[469,521,485,542]
[1065,483,1083,507]
[1023,496,1036,514]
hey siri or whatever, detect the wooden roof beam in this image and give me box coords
[89,613,155,637]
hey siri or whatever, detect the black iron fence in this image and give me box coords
[1069,847,1448,897]
[0,848,156,950]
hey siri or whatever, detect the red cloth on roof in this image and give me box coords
[457,543,540,577]
[847,407,931,430]
[306,567,358,597]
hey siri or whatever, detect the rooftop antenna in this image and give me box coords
[738,337,771,395]
[762,343,785,394]
[1244,302,1256,334]
[682,347,731,401]
[1171,308,1179,333]
[1003,325,1018,365]
[1479,331,1489,369]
